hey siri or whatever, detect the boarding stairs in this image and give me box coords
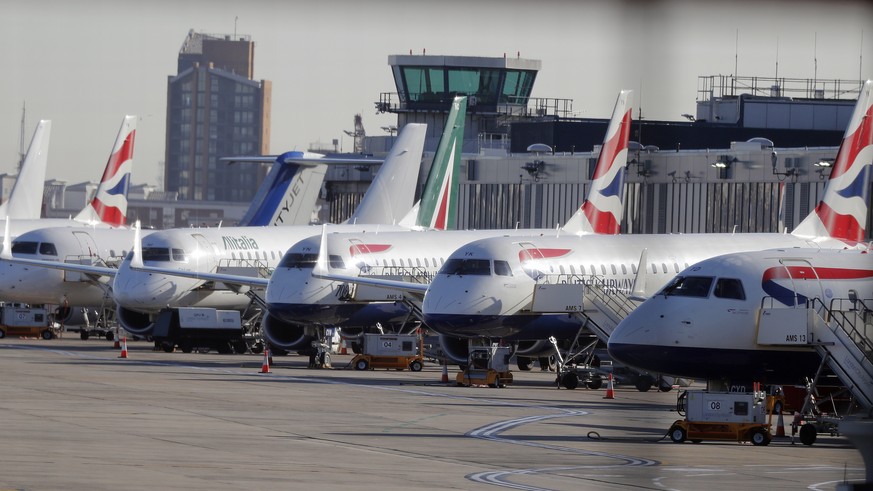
[758,297,873,412]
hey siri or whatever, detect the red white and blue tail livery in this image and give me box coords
[562,90,632,235]
[74,115,136,227]
[792,80,873,243]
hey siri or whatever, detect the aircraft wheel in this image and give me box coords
[355,359,369,371]
[561,372,579,390]
[250,341,264,354]
[0,329,5,339]
[586,375,603,390]
[516,357,533,371]
[232,340,248,354]
[409,360,423,372]
[635,375,655,392]
[751,428,770,446]
[80,331,90,341]
[669,425,686,443]
[321,352,331,368]
[800,423,817,446]
[41,330,54,340]
[161,342,175,353]
[105,331,115,341]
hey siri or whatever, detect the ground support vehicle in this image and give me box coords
[151,307,246,354]
[456,344,513,388]
[0,305,61,340]
[668,390,774,445]
[351,333,423,371]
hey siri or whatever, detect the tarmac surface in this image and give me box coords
[0,337,866,490]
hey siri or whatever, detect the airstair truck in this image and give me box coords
[668,390,773,446]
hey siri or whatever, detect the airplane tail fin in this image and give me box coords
[562,90,633,236]
[74,115,136,227]
[409,96,467,230]
[0,120,51,220]
[239,152,328,226]
[791,80,872,243]
[347,123,427,225]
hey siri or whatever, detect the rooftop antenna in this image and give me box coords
[775,36,779,81]
[734,28,738,77]
[814,32,817,87]
[234,16,238,39]
[861,29,865,82]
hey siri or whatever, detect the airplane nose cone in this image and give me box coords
[113,268,179,310]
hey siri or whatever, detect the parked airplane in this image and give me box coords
[417,80,873,365]
[1,119,51,221]
[606,247,872,389]
[253,90,633,354]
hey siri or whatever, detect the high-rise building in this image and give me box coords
[165,29,272,202]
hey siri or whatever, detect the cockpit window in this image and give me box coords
[142,247,171,262]
[38,243,58,256]
[11,241,38,255]
[279,252,318,269]
[171,249,188,263]
[660,275,714,298]
[329,255,345,269]
[494,260,512,277]
[439,258,491,276]
[714,278,745,300]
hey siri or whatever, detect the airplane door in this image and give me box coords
[72,231,99,261]
[191,233,218,271]
[65,231,99,282]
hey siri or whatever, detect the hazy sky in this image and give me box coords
[2,0,872,186]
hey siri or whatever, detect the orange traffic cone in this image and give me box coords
[603,373,615,399]
[113,331,120,349]
[118,337,128,359]
[776,411,786,437]
[260,348,271,374]
[441,361,449,383]
[340,339,348,355]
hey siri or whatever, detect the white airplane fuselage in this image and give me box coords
[607,248,873,385]
[420,233,856,339]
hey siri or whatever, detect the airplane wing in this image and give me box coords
[0,255,119,279]
[310,225,429,295]
[128,264,270,289]
[221,153,383,166]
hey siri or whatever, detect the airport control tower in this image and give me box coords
[375,54,560,153]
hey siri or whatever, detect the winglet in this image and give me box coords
[562,90,633,236]
[628,248,648,300]
[130,220,143,269]
[313,224,330,276]
[1,217,12,260]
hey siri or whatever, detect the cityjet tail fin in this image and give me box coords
[74,115,136,227]
[562,90,632,236]
[346,123,427,225]
[791,80,873,243]
[0,120,51,220]
[406,96,467,231]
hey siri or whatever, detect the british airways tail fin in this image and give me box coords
[239,152,328,226]
[0,120,51,220]
[346,123,427,225]
[791,80,872,243]
[406,96,467,230]
[561,90,633,236]
[74,115,136,227]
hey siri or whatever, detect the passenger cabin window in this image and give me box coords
[39,243,58,256]
[621,264,627,275]
[494,260,512,277]
[440,258,490,276]
[660,276,714,298]
[142,247,171,262]
[11,241,38,255]
[714,278,746,300]
[279,253,318,269]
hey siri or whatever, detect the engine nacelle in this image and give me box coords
[116,306,155,336]
[438,334,470,366]
[55,306,101,326]
[262,313,315,352]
